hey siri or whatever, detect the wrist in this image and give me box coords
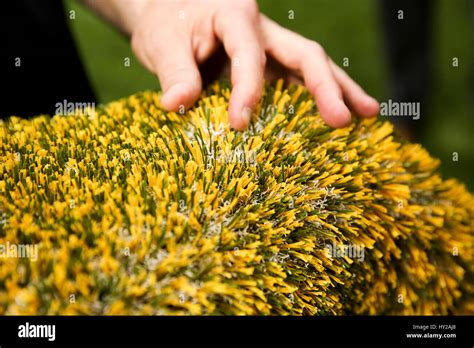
[118,0,152,35]
[82,0,152,36]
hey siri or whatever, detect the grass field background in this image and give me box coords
[64,0,473,189]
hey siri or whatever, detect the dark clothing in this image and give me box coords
[0,0,95,118]
[380,0,434,105]
[380,0,435,137]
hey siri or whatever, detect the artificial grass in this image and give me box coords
[0,81,472,315]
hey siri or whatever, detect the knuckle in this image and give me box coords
[165,66,197,83]
[307,40,326,57]
[240,0,258,11]
[307,79,326,96]
[134,30,165,58]
[131,33,141,54]
[238,0,259,18]
[131,29,147,52]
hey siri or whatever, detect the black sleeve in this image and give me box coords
[0,0,96,118]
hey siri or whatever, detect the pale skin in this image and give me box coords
[82,0,380,129]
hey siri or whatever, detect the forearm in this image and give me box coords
[80,0,149,35]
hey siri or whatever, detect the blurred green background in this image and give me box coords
[64,0,473,189]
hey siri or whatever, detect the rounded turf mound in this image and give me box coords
[0,81,472,315]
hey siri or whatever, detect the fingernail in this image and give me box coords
[329,104,352,128]
[160,83,190,109]
[160,85,181,108]
[366,95,379,106]
[364,96,380,114]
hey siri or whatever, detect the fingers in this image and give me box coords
[132,2,378,130]
[260,16,350,127]
[133,29,202,112]
[215,7,265,130]
[156,37,202,111]
[299,45,351,128]
[261,15,378,127]
[329,60,379,117]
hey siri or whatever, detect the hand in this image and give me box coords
[122,0,380,129]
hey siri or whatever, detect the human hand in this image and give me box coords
[126,0,380,129]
